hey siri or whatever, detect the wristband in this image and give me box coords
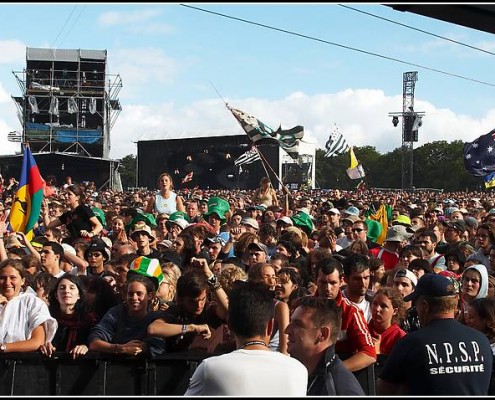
[180,324,187,339]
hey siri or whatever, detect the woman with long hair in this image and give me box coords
[108,216,128,243]
[368,287,406,355]
[253,177,278,208]
[39,273,98,358]
[145,172,185,216]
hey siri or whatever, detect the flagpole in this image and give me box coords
[254,145,289,194]
[253,146,271,180]
[210,81,230,111]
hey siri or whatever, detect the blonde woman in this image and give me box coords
[253,177,278,208]
[146,172,185,216]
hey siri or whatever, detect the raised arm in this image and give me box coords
[176,195,185,212]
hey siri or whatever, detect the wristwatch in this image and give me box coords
[0,343,7,353]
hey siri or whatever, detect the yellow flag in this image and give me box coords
[349,146,359,169]
[368,204,388,245]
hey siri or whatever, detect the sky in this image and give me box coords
[0,3,494,161]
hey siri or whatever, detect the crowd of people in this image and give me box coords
[0,172,494,395]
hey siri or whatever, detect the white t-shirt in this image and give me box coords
[0,292,58,343]
[342,288,372,322]
[184,349,308,396]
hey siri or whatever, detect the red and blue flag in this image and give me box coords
[9,146,43,239]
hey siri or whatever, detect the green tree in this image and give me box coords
[314,139,484,191]
[119,154,137,189]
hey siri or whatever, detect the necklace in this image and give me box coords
[239,340,268,350]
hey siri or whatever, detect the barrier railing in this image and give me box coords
[0,352,454,396]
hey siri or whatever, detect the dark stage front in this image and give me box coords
[137,135,280,190]
[0,153,118,190]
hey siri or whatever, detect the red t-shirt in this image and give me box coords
[368,322,406,355]
[370,246,399,271]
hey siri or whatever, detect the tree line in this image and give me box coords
[315,140,483,191]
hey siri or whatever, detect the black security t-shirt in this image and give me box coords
[380,318,493,395]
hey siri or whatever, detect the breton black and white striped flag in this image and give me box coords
[276,125,304,160]
[325,124,350,157]
[234,147,261,167]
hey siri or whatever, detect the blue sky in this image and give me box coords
[0,3,494,160]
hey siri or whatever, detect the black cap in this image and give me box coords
[403,273,457,302]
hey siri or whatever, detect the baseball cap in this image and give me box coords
[157,239,173,249]
[394,268,418,287]
[392,215,412,227]
[206,232,230,246]
[344,206,360,216]
[342,215,360,224]
[241,217,259,230]
[247,242,269,256]
[276,216,293,226]
[404,273,457,302]
[443,219,466,233]
[327,208,341,215]
[464,216,479,230]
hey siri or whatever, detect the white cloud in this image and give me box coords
[98,9,162,27]
[98,8,173,35]
[0,40,26,65]
[0,82,11,103]
[107,48,180,99]
[129,22,174,35]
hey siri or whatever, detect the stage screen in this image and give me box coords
[137,135,280,190]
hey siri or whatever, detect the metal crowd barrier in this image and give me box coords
[7,352,485,396]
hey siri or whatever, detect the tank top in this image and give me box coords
[154,191,177,215]
[257,188,274,207]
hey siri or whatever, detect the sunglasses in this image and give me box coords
[352,228,365,233]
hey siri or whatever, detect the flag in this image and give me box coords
[346,147,366,180]
[9,146,43,240]
[367,203,388,245]
[181,171,194,184]
[325,124,350,157]
[228,106,278,143]
[463,129,495,177]
[227,104,304,160]
[234,147,261,166]
[485,172,495,189]
[275,125,304,160]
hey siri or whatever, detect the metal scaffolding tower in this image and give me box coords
[388,71,425,189]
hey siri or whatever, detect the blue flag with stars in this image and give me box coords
[463,129,495,177]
